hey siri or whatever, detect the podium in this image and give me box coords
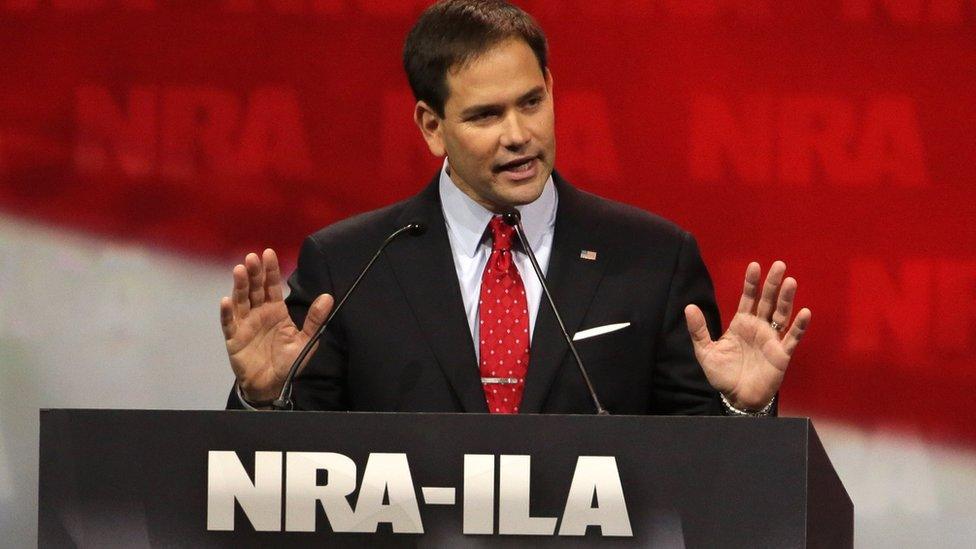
[39,410,852,547]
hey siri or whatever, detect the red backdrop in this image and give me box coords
[2,0,974,444]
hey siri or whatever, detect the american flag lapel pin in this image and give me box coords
[580,250,597,261]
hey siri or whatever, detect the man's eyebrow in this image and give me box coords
[458,86,546,118]
[517,86,546,103]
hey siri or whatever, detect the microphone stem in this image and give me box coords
[273,223,420,410]
[511,220,610,416]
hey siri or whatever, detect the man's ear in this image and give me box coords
[544,68,554,100]
[413,100,446,157]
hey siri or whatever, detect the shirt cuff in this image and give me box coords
[235,382,274,411]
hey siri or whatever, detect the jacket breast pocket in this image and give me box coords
[574,323,636,365]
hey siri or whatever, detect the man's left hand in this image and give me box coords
[684,261,811,410]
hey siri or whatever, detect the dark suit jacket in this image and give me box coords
[228,172,724,415]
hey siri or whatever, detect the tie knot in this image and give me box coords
[488,215,515,251]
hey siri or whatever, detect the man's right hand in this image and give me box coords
[219,248,334,404]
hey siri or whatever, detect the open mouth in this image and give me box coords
[495,156,539,180]
[499,157,534,171]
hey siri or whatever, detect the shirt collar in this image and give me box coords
[439,159,557,258]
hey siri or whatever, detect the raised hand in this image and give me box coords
[684,261,811,410]
[219,249,334,404]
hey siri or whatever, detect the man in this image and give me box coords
[221,0,810,415]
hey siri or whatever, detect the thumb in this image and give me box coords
[684,304,713,356]
[301,293,335,339]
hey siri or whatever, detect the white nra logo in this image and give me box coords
[207,452,632,537]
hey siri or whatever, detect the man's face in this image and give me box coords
[415,38,556,212]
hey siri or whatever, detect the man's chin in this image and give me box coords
[494,183,546,210]
[499,168,550,201]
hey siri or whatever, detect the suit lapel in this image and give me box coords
[384,178,488,413]
[520,175,610,413]
[382,173,608,414]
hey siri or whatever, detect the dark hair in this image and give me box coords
[403,0,549,118]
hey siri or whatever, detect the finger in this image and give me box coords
[263,248,284,302]
[301,293,336,339]
[736,262,762,314]
[756,260,787,320]
[771,276,797,337]
[783,308,812,356]
[245,252,266,307]
[232,264,250,317]
[219,296,236,340]
[684,304,713,356]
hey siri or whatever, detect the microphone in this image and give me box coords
[272,221,427,410]
[502,211,610,416]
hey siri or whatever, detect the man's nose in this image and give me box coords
[500,112,530,150]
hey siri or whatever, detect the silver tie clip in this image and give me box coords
[480,377,522,385]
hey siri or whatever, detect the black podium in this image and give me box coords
[39,410,852,548]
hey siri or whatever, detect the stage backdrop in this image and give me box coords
[1,1,975,547]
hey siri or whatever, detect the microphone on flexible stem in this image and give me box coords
[272,221,427,410]
[502,211,610,416]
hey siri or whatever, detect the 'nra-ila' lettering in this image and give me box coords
[207,451,632,537]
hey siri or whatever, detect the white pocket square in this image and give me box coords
[572,322,631,342]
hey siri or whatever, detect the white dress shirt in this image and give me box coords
[438,160,558,363]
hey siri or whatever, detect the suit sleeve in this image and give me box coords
[649,231,725,415]
[224,235,349,411]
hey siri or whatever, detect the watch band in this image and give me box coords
[721,392,775,417]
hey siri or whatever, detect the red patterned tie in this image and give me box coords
[479,216,530,414]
